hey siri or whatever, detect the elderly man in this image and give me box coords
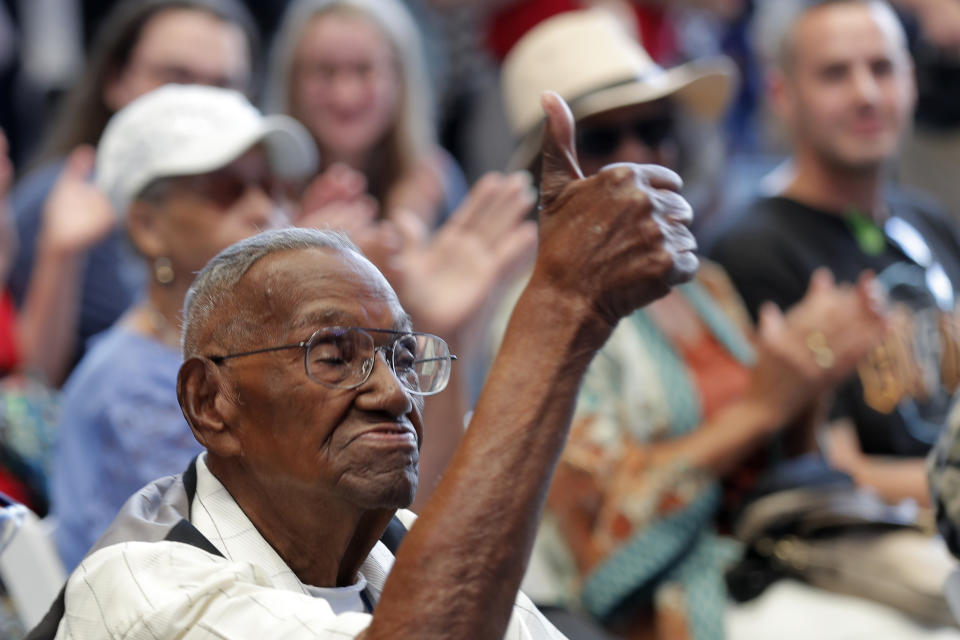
[709,0,960,505]
[29,93,697,639]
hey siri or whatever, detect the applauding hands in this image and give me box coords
[297,160,538,342]
[748,268,889,427]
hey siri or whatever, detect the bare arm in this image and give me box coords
[824,419,931,506]
[367,92,698,639]
[16,147,116,385]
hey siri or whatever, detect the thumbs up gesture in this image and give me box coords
[531,92,698,328]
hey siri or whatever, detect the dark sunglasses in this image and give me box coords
[576,113,676,158]
[169,167,300,210]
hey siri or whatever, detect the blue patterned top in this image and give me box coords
[51,326,198,570]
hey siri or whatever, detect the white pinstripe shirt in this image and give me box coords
[54,454,565,639]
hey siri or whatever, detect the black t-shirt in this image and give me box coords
[706,191,960,457]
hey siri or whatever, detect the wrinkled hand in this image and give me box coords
[388,171,538,338]
[40,146,116,255]
[532,91,698,327]
[747,269,889,419]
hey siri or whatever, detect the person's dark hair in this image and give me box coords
[34,0,259,166]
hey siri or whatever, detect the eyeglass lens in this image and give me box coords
[305,327,451,395]
[576,114,675,158]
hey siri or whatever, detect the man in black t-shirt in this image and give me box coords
[709,0,960,504]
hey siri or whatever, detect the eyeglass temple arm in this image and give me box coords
[207,342,308,364]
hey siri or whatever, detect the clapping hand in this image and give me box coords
[747,269,889,419]
[40,146,117,256]
[296,163,379,239]
[388,171,538,339]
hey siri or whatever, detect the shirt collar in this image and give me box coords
[190,452,395,599]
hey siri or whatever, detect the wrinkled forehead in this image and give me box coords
[238,246,408,337]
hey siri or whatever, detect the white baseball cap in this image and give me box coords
[96,84,318,216]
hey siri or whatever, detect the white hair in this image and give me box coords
[181,227,359,357]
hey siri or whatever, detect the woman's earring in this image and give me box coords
[154,256,175,285]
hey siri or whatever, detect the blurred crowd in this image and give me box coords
[4,0,960,639]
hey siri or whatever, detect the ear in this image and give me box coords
[126,198,167,259]
[178,357,243,457]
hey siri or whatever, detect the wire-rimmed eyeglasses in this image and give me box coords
[207,326,456,396]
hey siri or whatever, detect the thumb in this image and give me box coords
[538,91,583,209]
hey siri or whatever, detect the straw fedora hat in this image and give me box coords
[502,9,737,170]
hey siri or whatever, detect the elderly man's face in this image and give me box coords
[217,246,422,510]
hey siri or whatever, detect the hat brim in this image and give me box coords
[508,56,737,172]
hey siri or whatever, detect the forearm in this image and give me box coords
[17,240,85,385]
[371,283,612,639]
[849,455,931,507]
[646,396,785,477]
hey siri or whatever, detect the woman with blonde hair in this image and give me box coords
[267,0,466,226]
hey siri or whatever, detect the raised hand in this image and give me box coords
[531,91,698,327]
[389,171,538,338]
[784,268,889,386]
[40,145,117,255]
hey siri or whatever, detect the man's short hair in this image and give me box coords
[181,227,359,358]
[753,0,903,72]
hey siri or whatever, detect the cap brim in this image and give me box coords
[258,114,319,179]
[149,114,318,184]
[508,56,737,171]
